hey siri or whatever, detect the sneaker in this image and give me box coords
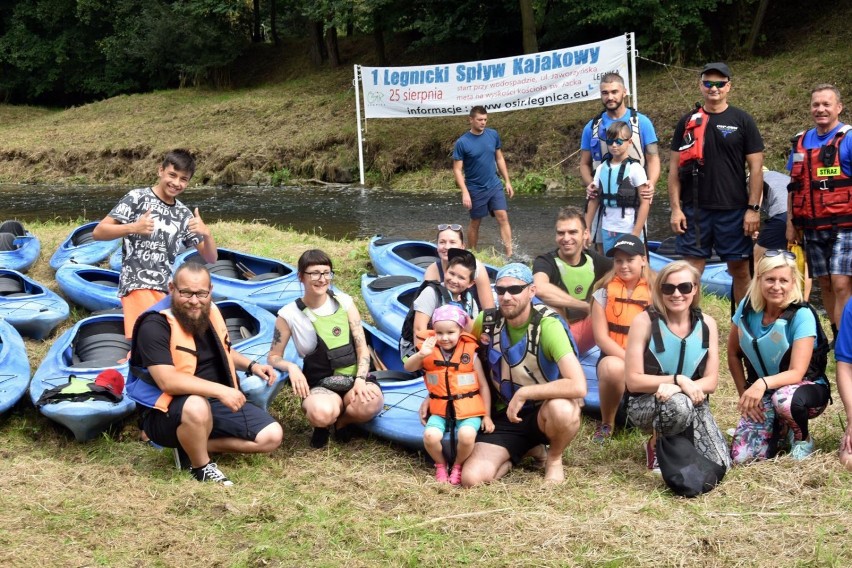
[191,462,234,486]
[645,437,661,476]
[790,437,815,460]
[310,427,330,449]
[333,424,354,444]
[434,463,449,483]
[173,445,191,470]
[593,423,613,444]
[449,464,463,486]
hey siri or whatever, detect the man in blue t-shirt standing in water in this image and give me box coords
[453,105,514,257]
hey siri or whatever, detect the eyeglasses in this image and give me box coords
[495,283,530,296]
[177,289,210,299]
[438,224,463,231]
[660,282,695,295]
[763,249,796,260]
[304,270,334,281]
[702,80,729,89]
[605,138,628,146]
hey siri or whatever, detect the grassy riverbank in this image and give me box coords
[1,8,851,190]
[2,221,850,567]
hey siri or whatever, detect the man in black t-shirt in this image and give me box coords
[668,62,764,306]
[129,263,282,486]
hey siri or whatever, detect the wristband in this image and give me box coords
[673,374,678,386]
[246,360,257,376]
[760,377,769,390]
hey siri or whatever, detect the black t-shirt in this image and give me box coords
[133,313,230,387]
[671,105,764,210]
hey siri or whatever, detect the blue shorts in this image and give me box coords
[803,228,852,278]
[425,414,482,433]
[675,205,752,261]
[757,213,788,250]
[470,185,507,219]
[601,230,628,255]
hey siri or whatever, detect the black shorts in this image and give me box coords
[142,396,277,449]
[475,405,549,465]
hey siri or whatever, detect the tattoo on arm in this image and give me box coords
[271,327,281,347]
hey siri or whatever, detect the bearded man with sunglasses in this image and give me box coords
[669,62,765,307]
[127,263,283,486]
[462,264,587,486]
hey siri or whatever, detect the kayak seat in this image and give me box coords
[0,233,17,251]
[0,221,26,237]
[0,275,25,295]
[373,236,407,246]
[90,279,119,288]
[206,259,242,280]
[397,289,417,309]
[249,272,281,281]
[72,228,96,247]
[225,320,257,340]
[367,275,418,291]
[408,255,440,269]
[74,333,131,365]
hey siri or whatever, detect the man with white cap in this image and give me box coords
[462,263,587,485]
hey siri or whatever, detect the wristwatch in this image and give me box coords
[747,203,760,211]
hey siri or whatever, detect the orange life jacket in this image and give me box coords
[789,125,852,230]
[604,276,651,349]
[677,107,709,169]
[418,331,486,420]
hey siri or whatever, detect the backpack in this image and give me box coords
[399,280,452,360]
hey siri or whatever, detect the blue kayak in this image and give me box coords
[0,220,41,273]
[361,274,419,340]
[0,319,31,415]
[369,235,499,280]
[108,247,122,271]
[0,269,70,339]
[646,238,732,298]
[29,312,135,441]
[49,221,121,270]
[55,264,121,312]
[173,247,303,313]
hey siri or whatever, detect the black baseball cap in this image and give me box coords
[701,62,731,79]
[605,234,646,257]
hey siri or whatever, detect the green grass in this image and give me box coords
[2,221,852,566]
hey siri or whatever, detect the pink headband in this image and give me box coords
[431,304,469,329]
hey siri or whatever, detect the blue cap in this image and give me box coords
[496,263,533,284]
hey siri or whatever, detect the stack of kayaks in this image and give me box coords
[55,264,121,312]
[49,221,121,270]
[369,235,499,281]
[0,269,70,339]
[29,312,134,441]
[0,319,31,415]
[361,274,419,340]
[173,247,303,313]
[0,220,41,273]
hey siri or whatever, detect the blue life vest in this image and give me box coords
[732,299,829,389]
[598,158,640,218]
[642,306,709,381]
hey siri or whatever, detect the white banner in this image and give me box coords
[360,35,629,119]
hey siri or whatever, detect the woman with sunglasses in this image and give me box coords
[423,224,495,310]
[625,261,731,474]
[267,249,383,448]
[728,250,830,462]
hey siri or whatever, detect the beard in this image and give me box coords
[499,300,529,321]
[172,301,211,336]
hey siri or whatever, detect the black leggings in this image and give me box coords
[783,382,830,440]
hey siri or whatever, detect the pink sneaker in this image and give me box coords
[434,463,449,483]
[645,437,660,475]
[449,464,462,485]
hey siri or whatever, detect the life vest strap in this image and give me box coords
[608,322,631,335]
[429,390,480,401]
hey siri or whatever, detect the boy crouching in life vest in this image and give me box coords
[584,121,650,255]
[404,305,494,485]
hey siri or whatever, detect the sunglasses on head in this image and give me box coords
[763,249,796,261]
[661,282,695,295]
[702,80,729,89]
[438,224,463,231]
[605,138,628,146]
[494,283,530,296]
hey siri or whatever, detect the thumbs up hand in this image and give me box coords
[133,208,155,237]
[188,207,210,238]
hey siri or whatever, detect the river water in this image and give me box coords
[0,183,678,259]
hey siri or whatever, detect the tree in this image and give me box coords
[519,0,538,54]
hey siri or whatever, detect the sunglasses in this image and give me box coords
[438,224,463,231]
[605,138,628,146]
[660,282,695,295]
[763,249,796,261]
[494,283,530,296]
[702,80,729,89]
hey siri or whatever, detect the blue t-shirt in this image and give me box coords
[580,110,658,156]
[786,123,852,176]
[732,299,818,351]
[836,299,852,364]
[453,128,503,193]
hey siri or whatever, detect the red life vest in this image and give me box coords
[604,276,651,349]
[789,125,852,230]
[418,331,486,420]
[678,107,709,168]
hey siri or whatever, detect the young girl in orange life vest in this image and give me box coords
[404,304,494,485]
[589,234,654,442]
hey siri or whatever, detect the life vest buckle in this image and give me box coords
[818,179,830,191]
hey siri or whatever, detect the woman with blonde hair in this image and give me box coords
[728,250,830,462]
